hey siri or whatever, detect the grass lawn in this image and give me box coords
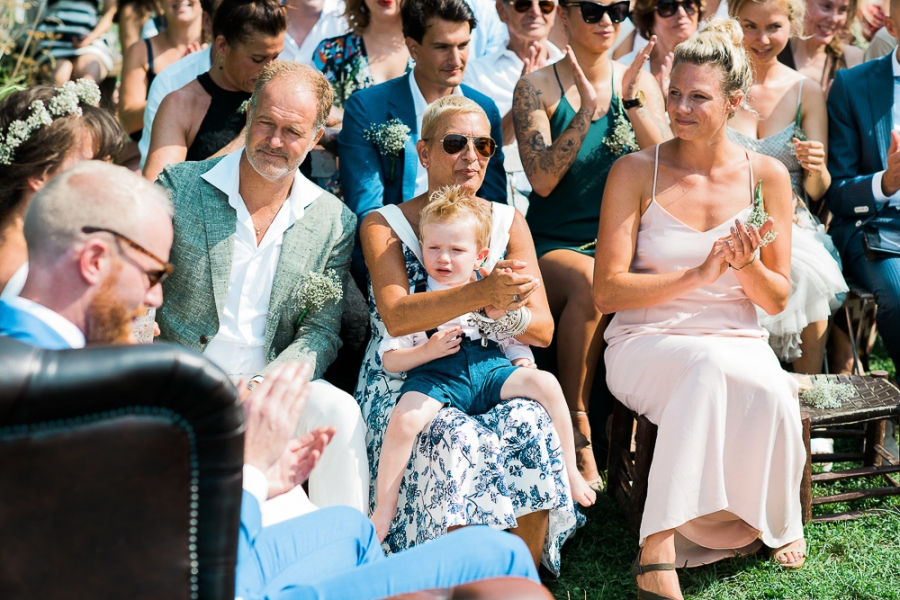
[545,343,898,600]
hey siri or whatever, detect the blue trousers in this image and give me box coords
[236,498,539,600]
[841,229,900,368]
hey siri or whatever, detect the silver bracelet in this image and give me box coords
[467,306,532,346]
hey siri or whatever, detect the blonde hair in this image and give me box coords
[421,95,488,144]
[728,0,806,37]
[419,185,492,250]
[673,18,754,106]
[249,61,334,132]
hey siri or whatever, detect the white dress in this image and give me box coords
[604,147,806,566]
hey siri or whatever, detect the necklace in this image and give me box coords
[253,203,284,239]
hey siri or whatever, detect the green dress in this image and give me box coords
[526,63,638,258]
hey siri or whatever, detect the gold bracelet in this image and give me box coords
[730,254,756,271]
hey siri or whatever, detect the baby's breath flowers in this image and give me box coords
[800,380,856,410]
[603,98,639,156]
[0,79,101,165]
[364,118,410,182]
[294,269,343,328]
[747,181,778,246]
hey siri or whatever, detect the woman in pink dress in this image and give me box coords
[594,18,807,600]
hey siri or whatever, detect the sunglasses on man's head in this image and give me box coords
[655,0,697,17]
[82,226,175,287]
[435,134,497,158]
[509,0,556,14]
[564,0,630,24]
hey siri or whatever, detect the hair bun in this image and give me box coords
[702,17,744,48]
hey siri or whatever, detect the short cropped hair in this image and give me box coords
[420,185,492,249]
[249,61,334,132]
[23,161,173,264]
[421,95,488,144]
[402,0,477,44]
[213,0,286,47]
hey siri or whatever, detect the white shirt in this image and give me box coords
[5,296,85,349]
[465,0,509,59]
[463,41,563,117]
[410,69,463,196]
[379,276,534,365]
[200,150,322,379]
[871,47,900,209]
[278,5,349,66]
[138,47,213,169]
[1,262,28,299]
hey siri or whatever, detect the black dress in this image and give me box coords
[185,72,251,162]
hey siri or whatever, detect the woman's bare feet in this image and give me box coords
[637,532,683,600]
[773,538,806,569]
[370,503,397,543]
[570,473,597,507]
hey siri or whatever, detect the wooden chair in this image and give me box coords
[607,374,900,532]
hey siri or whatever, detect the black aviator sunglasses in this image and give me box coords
[563,0,630,23]
[427,134,497,159]
[654,0,697,18]
[509,0,556,14]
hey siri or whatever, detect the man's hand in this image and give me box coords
[882,130,900,197]
[242,362,312,473]
[265,426,335,499]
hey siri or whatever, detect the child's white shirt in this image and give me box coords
[378,276,534,364]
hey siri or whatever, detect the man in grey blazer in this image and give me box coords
[156,61,370,513]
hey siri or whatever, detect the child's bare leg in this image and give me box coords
[372,391,444,541]
[501,369,597,507]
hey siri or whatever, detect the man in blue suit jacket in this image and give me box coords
[338,0,507,225]
[827,14,900,372]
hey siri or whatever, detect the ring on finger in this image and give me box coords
[513,294,521,302]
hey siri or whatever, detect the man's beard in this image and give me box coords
[85,265,143,344]
[246,141,307,181]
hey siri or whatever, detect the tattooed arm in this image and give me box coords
[513,50,597,197]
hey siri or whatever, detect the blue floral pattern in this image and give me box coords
[355,243,581,574]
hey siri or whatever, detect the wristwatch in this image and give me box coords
[623,90,645,110]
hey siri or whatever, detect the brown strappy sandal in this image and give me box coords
[570,410,604,492]
[633,548,678,600]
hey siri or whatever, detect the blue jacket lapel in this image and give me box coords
[201,189,237,319]
[870,54,894,169]
[388,76,419,202]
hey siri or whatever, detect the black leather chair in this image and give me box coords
[0,337,244,600]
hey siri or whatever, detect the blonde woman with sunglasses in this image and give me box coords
[359,95,582,572]
[511,0,670,491]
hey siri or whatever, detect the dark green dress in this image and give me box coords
[527,63,637,258]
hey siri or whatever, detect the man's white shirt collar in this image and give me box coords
[892,47,900,77]
[6,296,85,349]
[408,69,463,123]
[201,149,321,222]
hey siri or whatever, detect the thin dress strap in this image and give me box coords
[747,151,755,202]
[552,63,565,94]
[376,205,424,265]
[652,144,660,200]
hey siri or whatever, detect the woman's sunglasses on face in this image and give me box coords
[564,0,630,24]
[434,134,497,158]
[509,0,557,14]
[655,0,697,18]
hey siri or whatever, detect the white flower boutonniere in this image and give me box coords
[746,180,778,246]
[363,118,410,182]
[294,269,343,328]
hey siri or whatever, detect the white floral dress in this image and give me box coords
[355,203,580,574]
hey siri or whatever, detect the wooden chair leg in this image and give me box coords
[629,415,658,533]
[801,413,812,524]
[864,420,886,467]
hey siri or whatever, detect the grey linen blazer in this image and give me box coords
[155,156,357,380]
